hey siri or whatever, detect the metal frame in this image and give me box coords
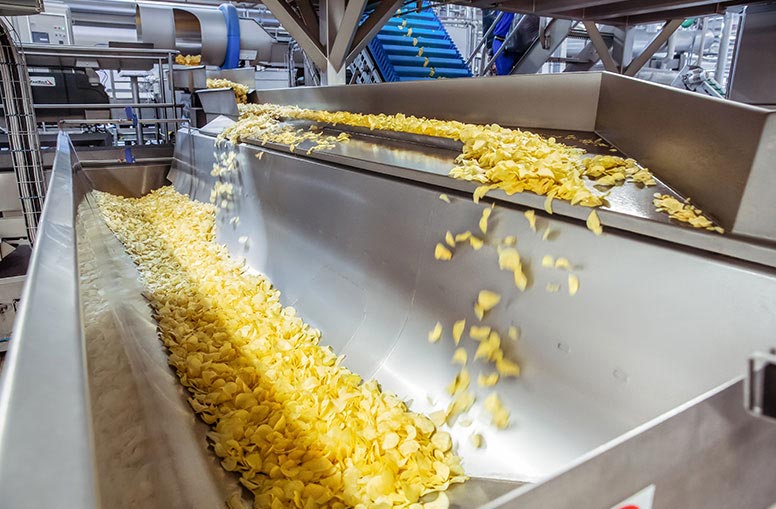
[0,20,46,244]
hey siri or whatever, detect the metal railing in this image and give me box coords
[0,19,46,244]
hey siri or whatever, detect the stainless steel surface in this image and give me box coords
[206,67,255,89]
[21,43,178,71]
[623,19,683,77]
[510,19,575,75]
[260,0,327,69]
[196,88,239,121]
[0,133,243,508]
[171,128,776,505]
[0,0,41,16]
[171,65,207,92]
[253,73,776,264]
[746,351,776,422]
[136,3,227,66]
[728,3,776,108]
[0,133,97,508]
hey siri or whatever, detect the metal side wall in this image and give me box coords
[171,129,776,507]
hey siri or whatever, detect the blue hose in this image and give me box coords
[219,3,241,69]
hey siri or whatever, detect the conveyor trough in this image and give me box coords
[1,73,775,509]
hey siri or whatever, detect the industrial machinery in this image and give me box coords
[1,72,775,508]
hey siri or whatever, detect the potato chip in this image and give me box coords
[508,326,519,341]
[554,257,571,270]
[439,193,451,203]
[477,290,501,312]
[568,274,579,296]
[428,322,443,342]
[469,325,491,341]
[544,195,554,214]
[469,237,484,250]
[445,231,456,248]
[502,235,516,246]
[541,255,554,268]
[447,368,470,395]
[586,210,603,235]
[513,269,528,292]
[546,282,560,293]
[523,210,536,232]
[452,347,468,366]
[434,243,453,261]
[477,372,499,387]
[479,208,492,234]
[469,433,484,449]
[483,393,510,429]
[542,228,552,241]
[496,358,520,377]
[451,319,466,345]
[455,231,471,243]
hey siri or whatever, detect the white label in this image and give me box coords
[30,76,56,87]
[610,484,656,509]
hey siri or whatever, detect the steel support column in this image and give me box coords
[582,21,618,72]
[624,18,683,76]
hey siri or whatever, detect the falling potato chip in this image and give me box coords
[459,416,473,427]
[434,243,453,261]
[428,322,443,342]
[496,358,520,377]
[452,319,466,345]
[498,247,520,272]
[541,255,554,268]
[469,236,484,250]
[423,57,430,67]
[469,433,484,449]
[412,37,418,46]
[439,193,451,203]
[546,282,560,293]
[544,195,554,214]
[502,235,516,246]
[417,47,424,57]
[542,228,552,241]
[555,257,572,270]
[429,68,435,77]
[473,184,492,203]
[255,151,264,159]
[524,210,536,232]
[479,207,492,234]
[477,290,501,311]
[445,231,456,248]
[447,368,470,395]
[474,331,500,361]
[508,326,519,341]
[238,235,248,245]
[455,231,471,243]
[586,210,603,235]
[407,28,413,37]
[477,372,499,387]
[513,268,528,292]
[568,274,580,296]
[469,325,491,341]
[452,347,468,366]
[402,18,407,26]
[474,303,484,321]
[483,393,511,429]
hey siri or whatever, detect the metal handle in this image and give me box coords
[745,349,776,422]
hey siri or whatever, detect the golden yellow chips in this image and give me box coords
[477,372,499,387]
[479,208,492,234]
[439,193,451,203]
[568,274,580,296]
[428,322,443,342]
[452,347,468,366]
[452,319,466,345]
[586,210,603,235]
[477,290,501,312]
[524,210,536,232]
[434,243,453,261]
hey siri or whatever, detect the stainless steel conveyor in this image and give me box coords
[1,73,775,509]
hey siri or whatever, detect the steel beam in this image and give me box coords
[582,21,618,72]
[624,19,682,76]
[511,18,574,74]
[261,0,327,69]
[328,0,369,71]
[295,0,320,40]
[345,0,404,65]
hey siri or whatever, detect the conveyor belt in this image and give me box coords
[367,5,471,81]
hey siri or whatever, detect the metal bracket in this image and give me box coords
[745,349,776,422]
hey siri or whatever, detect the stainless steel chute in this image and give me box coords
[1,73,775,509]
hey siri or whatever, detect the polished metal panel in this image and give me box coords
[254,72,776,260]
[728,3,776,108]
[171,130,776,500]
[207,67,256,89]
[0,134,98,508]
[254,73,602,132]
